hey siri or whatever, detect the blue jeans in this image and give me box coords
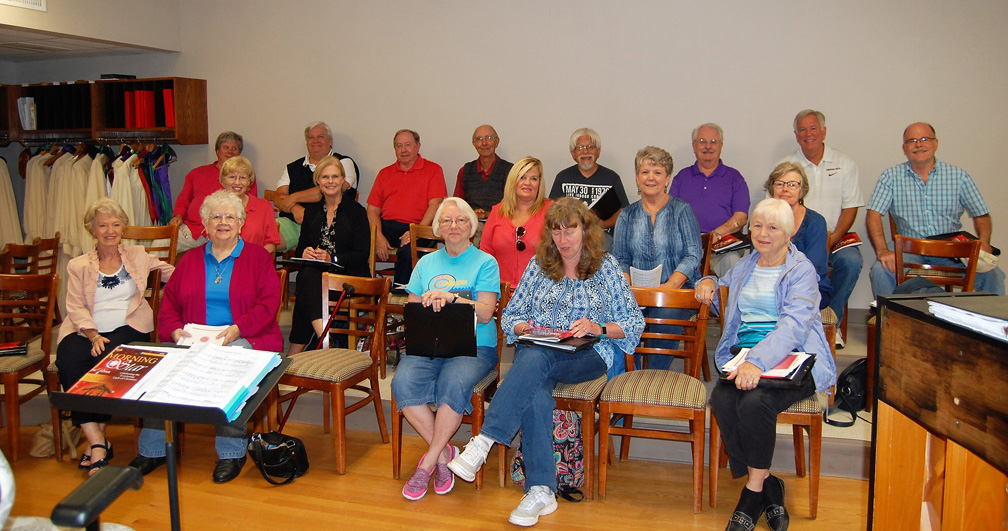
[137,338,254,460]
[391,346,497,415]
[870,253,1006,297]
[480,343,607,494]
[634,306,695,371]
[827,245,862,323]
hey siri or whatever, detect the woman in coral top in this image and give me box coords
[479,157,553,286]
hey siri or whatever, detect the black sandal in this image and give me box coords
[78,452,92,470]
[87,440,114,471]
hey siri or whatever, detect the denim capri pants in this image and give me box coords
[391,345,497,415]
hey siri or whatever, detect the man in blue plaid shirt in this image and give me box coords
[866,122,1005,296]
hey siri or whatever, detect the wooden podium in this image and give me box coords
[870,293,1008,530]
[50,357,290,531]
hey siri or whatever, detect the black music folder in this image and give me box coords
[404,302,477,358]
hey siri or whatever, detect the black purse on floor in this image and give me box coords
[248,431,309,485]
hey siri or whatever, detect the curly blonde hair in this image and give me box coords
[535,197,605,281]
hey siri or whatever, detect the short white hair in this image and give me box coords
[433,198,478,239]
[750,198,795,238]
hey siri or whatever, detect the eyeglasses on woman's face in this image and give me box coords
[438,217,471,227]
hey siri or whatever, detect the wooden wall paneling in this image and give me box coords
[941,439,1008,531]
[872,401,928,529]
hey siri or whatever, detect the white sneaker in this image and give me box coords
[447,436,491,482]
[508,485,557,527]
[835,331,845,349]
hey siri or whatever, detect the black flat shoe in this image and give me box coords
[725,510,756,531]
[128,454,167,476]
[212,455,247,483]
[763,475,789,531]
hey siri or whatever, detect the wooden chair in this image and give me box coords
[2,242,40,275]
[275,273,391,473]
[597,287,710,511]
[121,224,178,266]
[0,249,9,273]
[0,273,58,461]
[391,282,510,489]
[263,190,298,309]
[709,395,824,518]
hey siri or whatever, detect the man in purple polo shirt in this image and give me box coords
[670,123,750,276]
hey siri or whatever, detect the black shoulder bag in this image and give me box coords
[824,357,868,427]
[248,431,309,485]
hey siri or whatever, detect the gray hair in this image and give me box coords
[751,198,795,238]
[199,190,246,223]
[793,109,826,131]
[432,197,478,239]
[304,121,333,141]
[394,129,421,144]
[568,127,601,153]
[214,131,244,153]
[691,123,724,143]
[634,146,674,176]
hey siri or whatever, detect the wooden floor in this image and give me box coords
[8,422,868,530]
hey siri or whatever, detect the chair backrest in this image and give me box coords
[893,234,981,291]
[32,232,60,276]
[409,223,444,268]
[3,242,40,274]
[320,273,391,356]
[0,273,58,355]
[630,287,710,379]
[146,269,163,341]
[0,248,10,274]
[263,189,281,214]
[275,269,288,323]
[700,232,714,278]
[122,224,179,265]
[495,282,511,361]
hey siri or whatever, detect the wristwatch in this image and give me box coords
[452,293,459,304]
[600,323,607,338]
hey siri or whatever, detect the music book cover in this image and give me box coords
[66,345,166,399]
[587,187,622,221]
[830,232,863,254]
[519,335,600,353]
[712,231,752,254]
[0,341,27,357]
[928,230,1001,256]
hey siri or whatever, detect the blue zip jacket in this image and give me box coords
[705,243,837,393]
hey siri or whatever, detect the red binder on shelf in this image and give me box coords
[124,91,135,128]
[163,88,175,127]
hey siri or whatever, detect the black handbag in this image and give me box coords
[824,357,868,427]
[248,431,309,485]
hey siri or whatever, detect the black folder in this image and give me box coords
[404,302,477,358]
[717,348,816,389]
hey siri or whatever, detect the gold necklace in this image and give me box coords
[212,259,228,284]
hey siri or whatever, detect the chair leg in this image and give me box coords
[3,374,21,461]
[691,410,704,513]
[331,386,348,474]
[597,402,610,501]
[323,391,331,434]
[470,400,484,490]
[391,397,401,479]
[792,425,806,477]
[46,370,64,462]
[619,414,633,461]
[809,417,822,519]
[498,444,508,487]
[866,318,876,412]
[371,371,389,444]
[709,414,720,508]
[580,405,596,501]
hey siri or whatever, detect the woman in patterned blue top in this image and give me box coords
[613,146,703,370]
[448,197,643,527]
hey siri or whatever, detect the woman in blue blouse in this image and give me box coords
[613,146,703,370]
[765,162,832,309]
[448,198,644,527]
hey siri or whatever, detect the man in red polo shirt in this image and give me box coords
[367,129,446,286]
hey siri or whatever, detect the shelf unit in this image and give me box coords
[3,77,207,145]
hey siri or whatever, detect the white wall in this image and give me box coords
[3,0,1007,309]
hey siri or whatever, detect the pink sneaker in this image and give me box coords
[402,467,432,500]
[433,445,458,495]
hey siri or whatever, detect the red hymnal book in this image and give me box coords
[830,232,863,254]
[142,91,156,128]
[124,91,135,128]
[66,345,166,399]
[162,88,175,127]
[134,91,146,128]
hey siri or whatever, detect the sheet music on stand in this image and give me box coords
[927,298,1008,343]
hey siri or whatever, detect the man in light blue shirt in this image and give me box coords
[866,122,1005,296]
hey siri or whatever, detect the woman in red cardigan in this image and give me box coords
[128,190,281,484]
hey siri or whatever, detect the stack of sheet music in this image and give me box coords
[67,343,282,421]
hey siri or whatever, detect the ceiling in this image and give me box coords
[0,24,155,61]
